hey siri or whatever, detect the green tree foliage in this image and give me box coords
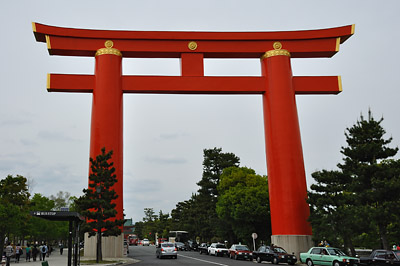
[194,148,240,241]
[197,147,240,198]
[75,147,124,262]
[134,208,171,243]
[216,167,270,245]
[50,191,72,210]
[0,175,30,255]
[29,193,56,242]
[309,111,400,251]
[308,170,364,255]
[170,195,202,239]
[339,111,400,250]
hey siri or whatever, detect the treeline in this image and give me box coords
[0,177,74,255]
[135,147,272,247]
[135,111,400,252]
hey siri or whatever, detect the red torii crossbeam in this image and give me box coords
[33,22,354,255]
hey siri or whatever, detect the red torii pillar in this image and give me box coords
[91,43,123,225]
[261,44,312,249]
[33,22,354,257]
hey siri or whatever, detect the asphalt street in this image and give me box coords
[129,245,260,265]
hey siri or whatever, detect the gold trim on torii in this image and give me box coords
[95,40,122,57]
[261,42,291,60]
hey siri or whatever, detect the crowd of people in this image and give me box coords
[3,242,51,266]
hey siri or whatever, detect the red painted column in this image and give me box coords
[261,42,312,236]
[90,40,123,221]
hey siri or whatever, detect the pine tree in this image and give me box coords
[195,147,240,241]
[338,110,399,249]
[308,110,400,251]
[76,147,124,262]
[308,170,363,255]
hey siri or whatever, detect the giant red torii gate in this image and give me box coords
[33,22,354,256]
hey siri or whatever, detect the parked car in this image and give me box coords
[175,242,188,251]
[300,247,359,266]
[156,242,178,259]
[360,249,400,266]
[199,243,209,254]
[188,240,198,251]
[253,245,297,264]
[228,244,253,260]
[142,238,150,246]
[208,243,229,257]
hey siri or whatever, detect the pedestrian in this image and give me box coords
[32,245,38,262]
[25,244,31,262]
[59,243,64,255]
[40,243,48,261]
[5,242,13,266]
[15,243,22,263]
[38,244,43,261]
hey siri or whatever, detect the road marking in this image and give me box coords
[178,254,230,266]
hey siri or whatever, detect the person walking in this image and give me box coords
[38,244,43,261]
[25,244,31,262]
[5,242,13,266]
[59,243,64,255]
[40,243,48,261]
[15,243,22,263]
[32,245,38,262]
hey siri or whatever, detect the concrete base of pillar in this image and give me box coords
[83,233,124,259]
[271,235,313,259]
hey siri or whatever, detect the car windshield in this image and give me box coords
[274,247,287,253]
[328,249,347,256]
[162,243,174,247]
[236,245,249,251]
[216,244,226,248]
[393,251,400,258]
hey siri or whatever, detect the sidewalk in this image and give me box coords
[6,251,68,266]
[5,250,137,266]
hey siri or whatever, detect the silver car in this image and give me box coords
[156,242,178,259]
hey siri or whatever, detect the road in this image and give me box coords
[127,245,258,265]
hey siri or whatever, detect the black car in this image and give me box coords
[175,242,188,251]
[187,240,198,251]
[253,245,297,264]
[360,249,400,266]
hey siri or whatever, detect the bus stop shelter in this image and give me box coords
[30,211,84,266]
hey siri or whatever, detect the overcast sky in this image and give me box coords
[1,0,400,222]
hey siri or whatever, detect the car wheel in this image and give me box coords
[257,256,262,263]
[333,261,340,266]
[273,257,279,264]
[175,256,177,259]
[307,259,314,266]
